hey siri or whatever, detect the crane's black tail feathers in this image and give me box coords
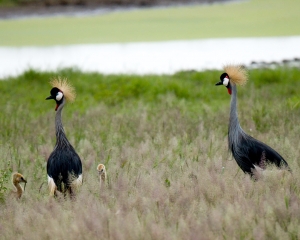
[232,136,291,176]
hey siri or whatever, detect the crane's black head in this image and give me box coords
[215,72,232,95]
[46,87,64,111]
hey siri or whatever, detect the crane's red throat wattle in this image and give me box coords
[227,88,232,95]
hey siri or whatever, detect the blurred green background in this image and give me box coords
[0,0,299,46]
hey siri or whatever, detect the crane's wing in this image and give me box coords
[232,134,289,174]
[47,148,82,189]
[245,135,289,167]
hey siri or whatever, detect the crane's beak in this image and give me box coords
[215,81,222,86]
[46,96,54,100]
[23,179,27,192]
[46,95,59,111]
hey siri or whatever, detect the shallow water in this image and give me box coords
[0,36,299,79]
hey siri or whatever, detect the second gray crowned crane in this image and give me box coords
[46,78,82,197]
[215,65,290,176]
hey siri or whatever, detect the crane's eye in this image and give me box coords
[223,77,229,86]
[56,92,63,101]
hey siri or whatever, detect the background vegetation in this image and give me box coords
[1,66,300,239]
[0,0,300,46]
[0,0,226,7]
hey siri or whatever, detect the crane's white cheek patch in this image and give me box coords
[223,77,229,86]
[56,92,63,101]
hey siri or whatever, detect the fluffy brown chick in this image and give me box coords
[97,164,106,188]
[11,172,27,199]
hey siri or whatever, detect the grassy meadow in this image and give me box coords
[0,67,300,239]
[0,0,300,46]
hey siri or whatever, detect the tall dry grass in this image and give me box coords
[1,68,300,239]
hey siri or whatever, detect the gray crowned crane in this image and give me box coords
[46,78,82,197]
[215,65,290,176]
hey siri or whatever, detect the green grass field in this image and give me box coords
[1,0,300,237]
[0,0,299,46]
[1,67,300,238]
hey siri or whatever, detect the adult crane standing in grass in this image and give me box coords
[215,65,290,176]
[46,78,82,197]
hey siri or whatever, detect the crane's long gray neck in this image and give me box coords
[55,99,71,148]
[228,84,245,147]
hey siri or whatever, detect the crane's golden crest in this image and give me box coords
[50,77,76,102]
[224,64,248,86]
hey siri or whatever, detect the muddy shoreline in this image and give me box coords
[0,0,228,19]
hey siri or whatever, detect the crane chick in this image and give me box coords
[46,77,83,197]
[215,64,290,176]
[97,164,106,188]
[10,172,27,200]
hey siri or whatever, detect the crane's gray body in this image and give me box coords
[47,99,82,193]
[228,84,289,174]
